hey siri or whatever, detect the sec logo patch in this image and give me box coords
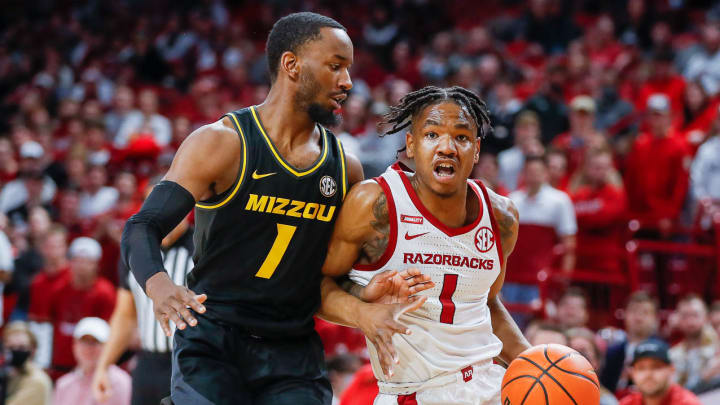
[319,175,337,198]
[474,227,495,253]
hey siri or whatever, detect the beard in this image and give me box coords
[294,70,342,127]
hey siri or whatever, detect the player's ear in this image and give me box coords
[405,131,415,158]
[280,51,300,81]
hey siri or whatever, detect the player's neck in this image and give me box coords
[255,88,317,147]
[411,174,471,228]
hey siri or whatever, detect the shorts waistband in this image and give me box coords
[377,359,493,395]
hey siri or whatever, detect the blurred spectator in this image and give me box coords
[524,63,570,143]
[472,153,509,196]
[683,21,720,97]
[363,3,399,70]
[636,48,686,115]
[327,354,362,405]
[552,96,606,178]
[680,81,718,150]
[602,291,662,393]
[54,317,131,405]
[0,141,57,227]
[484,78,522,153]
[0,224,13,323]
[4,321,52,405]
[621,340,702,405]
[527,322,568,346]
[46,237,116,377]
[624,94,690,233]
[78,164,118,219]
[553,287,589,330]
[498,110,544,191]
[690,127,720,229]
[105,86,135,138]
[570,148,627,273]
[710,301,720,337]
[505,155,576,307]
[339,364,378,405]
[669,294,718,391]
[419,31,456,84]
[546,149,569,191]
[0,137,18,187]
[567,327,619,405]
[114,89,171,149]
[522,0,580,54]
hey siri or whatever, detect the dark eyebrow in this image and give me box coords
[333,54,348,61]
[422,119,441,128]
[455,122,472,130]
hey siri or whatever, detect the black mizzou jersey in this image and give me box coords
[191,106,348,338]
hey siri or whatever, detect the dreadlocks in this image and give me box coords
[383,86,493,138]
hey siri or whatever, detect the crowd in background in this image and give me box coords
[2,0,720,404]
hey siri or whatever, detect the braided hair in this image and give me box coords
[382,86,492,139]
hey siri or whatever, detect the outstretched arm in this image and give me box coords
[319,179,431,377]
[487,189,531,366]
[121,117,240,335]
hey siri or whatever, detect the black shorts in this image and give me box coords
[170,314,331,405]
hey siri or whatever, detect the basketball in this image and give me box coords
[501,344,600,405]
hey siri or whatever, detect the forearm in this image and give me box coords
[317,276,363,327]
[489,295,530,365]
[121,181,194,291]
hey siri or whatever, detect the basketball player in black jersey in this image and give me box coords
[121,12,431,405]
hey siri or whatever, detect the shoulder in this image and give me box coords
[343,179,385,214]
[618,393,641,405]
[54,371,77,390]
[486,187,519,228]
[344,151,364,186]
[179,117,240,153]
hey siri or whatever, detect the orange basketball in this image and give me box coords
[501,344,600,405]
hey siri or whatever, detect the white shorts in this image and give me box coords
[373,361,505,405]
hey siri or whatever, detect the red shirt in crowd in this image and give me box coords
[636,75,687,115]
[619,384,702,405]
[571,183,627,272]
[339,364,378,405]
[48,276,116,372]
[315,318,367,358]
[624,132,690,224]
[28,266,71,322]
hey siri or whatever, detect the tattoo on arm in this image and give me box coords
[491,195,519,259]
[360,192,389,263]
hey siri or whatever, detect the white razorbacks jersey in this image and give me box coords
[349,168,503,385]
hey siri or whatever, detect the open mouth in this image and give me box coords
[434,162,456,178]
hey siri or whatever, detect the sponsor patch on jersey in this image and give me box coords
[319,175,337,198]
[400,214,424,224]
[474,226,495,253]
[402,252,495,270]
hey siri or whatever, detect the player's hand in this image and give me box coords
[92,366,112,402]
[355,296,427,378]
[146,272,207,336]
[361,268,435,304]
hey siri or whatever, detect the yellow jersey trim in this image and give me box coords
[250,106,328,177]
[195,113,248,209]
[336,138,347,200]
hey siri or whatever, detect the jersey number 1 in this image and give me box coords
[255,223,297,279]
[439,274,458,324]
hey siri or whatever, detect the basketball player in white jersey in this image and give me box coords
[318,86,530,404]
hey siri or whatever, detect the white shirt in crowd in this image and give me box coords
[509,184,578,237]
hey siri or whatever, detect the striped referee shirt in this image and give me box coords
[118,229,194,353]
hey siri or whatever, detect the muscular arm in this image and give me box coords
[486,189,531,366]
[319,180,385,325]
[120,117,240,333]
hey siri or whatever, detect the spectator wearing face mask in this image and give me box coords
[3,321,52,405]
